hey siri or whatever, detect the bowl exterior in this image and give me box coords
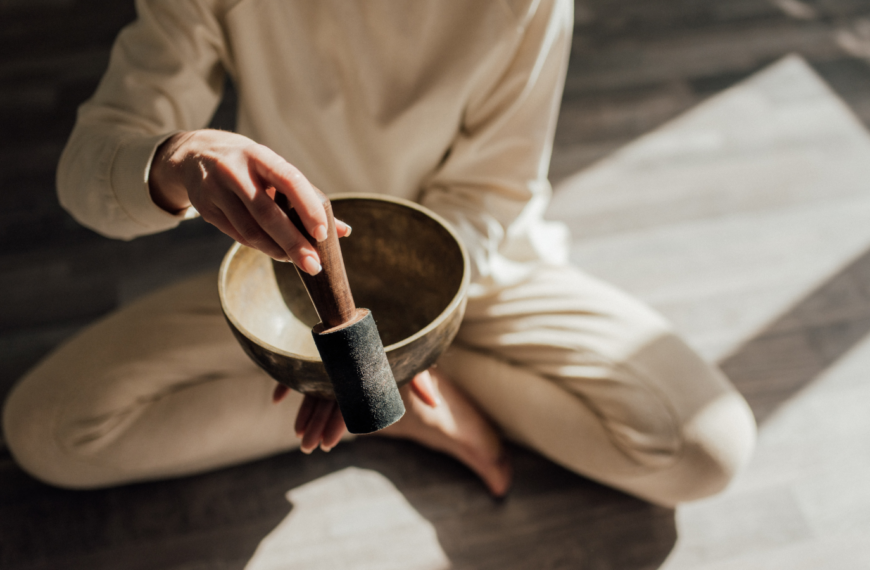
[224,294,466,399]
[219,195,469,399]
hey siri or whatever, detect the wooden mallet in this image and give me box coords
[275,192,405,434]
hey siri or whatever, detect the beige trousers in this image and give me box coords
[2,264,756,506]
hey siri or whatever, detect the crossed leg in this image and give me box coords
[3,265,755,506]
[2,272,305,488]
[438,264,756,506]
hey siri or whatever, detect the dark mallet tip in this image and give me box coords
[313,309,404,434]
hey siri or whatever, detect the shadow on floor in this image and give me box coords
[5,248,869,570]
[3,242,868,570]
[718,244,870,424]
[0,439,676,570]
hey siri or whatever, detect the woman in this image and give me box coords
[3,0,755,505]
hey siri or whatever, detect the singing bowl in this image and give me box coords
[218,194,470,399]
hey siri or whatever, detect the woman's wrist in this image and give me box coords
[149,131,194,214]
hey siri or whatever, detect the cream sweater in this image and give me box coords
[58,0,573,295]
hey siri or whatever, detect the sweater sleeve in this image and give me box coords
[57,0,230,240]
[419,0,573,296]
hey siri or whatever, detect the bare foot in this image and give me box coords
[376,368,512,498]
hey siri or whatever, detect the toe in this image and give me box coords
[482,449,513,498]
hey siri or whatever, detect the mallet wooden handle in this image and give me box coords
[275,192,356,329]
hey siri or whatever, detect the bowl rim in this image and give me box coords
[218,193,471,361]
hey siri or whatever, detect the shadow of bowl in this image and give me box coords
[219,194,470,399]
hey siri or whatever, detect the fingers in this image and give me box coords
[173,131,343,275]
[199,206,254,249]
[230,150,343,274]
[300,397,337,454]
[210,190,288,260]
[294,395,347,454]
[410,369,442,408]
[250,145,329,243]
[272,384,290,403]
[213,167,320,272]
[294,394,316,437]
[320,406,347,452]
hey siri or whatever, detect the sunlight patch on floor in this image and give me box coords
[548,54,870,569]
[547,55,870,362]
[245,467,449,570]
[662,331,870,569]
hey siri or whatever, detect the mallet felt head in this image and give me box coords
[312,308,405,434]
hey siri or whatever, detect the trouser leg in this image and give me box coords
[436,264,756,506]
[2,271,305,488]
[4,264,756,503]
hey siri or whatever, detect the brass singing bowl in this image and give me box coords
[219,194,470,399]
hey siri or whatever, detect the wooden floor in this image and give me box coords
[3,1,870,569]
[550,54,870,569]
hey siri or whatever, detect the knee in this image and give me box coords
[2,377,101,489]
[2,379,59,486]
[606,329,758,506]
[653,391,757,506]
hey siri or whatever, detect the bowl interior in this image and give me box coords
[221,197,466,359]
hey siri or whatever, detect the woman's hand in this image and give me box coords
[289,389,347,454]
[149,129,349,275]
[274,369,442,453]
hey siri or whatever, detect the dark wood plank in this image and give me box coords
[720,246,870,422]
[0,441,675,570]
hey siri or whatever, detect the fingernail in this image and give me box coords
[312,224,327,242]
[300,446,313,455]
[320,444,332,453]
[302,256,322,275]
[343,224,352,237]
